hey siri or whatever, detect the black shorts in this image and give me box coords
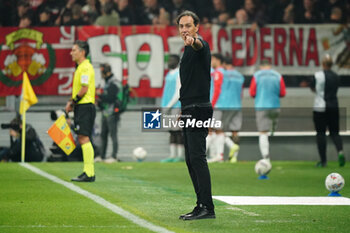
[169,131,184,144]
[74,103,96,136]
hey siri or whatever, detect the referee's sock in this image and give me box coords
[82,142,95,177]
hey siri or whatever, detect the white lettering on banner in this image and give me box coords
[167,36,184,56]
[59,26,75,44]
[56,68,75,95]
[125,34,164,88]
[88,35,123,85]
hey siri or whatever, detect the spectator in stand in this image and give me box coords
[99,0,110,6]
[205,0,230,26]
[65,3,88,25]
[321,0,346,24]
[114,0,136,25]
[36,7,54,26]
[230,7,248,25]
[326,7,344,24]
[12,0,33,26]
[28,0,44,11]
[18,13,33,28]
[294,0,323,24]
[226,0,243,20]
[163,0,195,25]
[189,0,212,23]
[136,0,169,25]
[94,1,120,26]
[60,9,73,25]
[0,0,13,26]
[346,1,350,23]
[234,0,267,30]
[283,1,295,24]
[55,0,80,26]
[82,0,101,24]
[268,0,291,24]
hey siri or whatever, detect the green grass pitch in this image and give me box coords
[0,161,349,233]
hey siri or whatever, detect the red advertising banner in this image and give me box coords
[211,24,350,75]
[0,24,348,97]
[0,27,76,96]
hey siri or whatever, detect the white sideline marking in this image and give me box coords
[0,225,131,229]
[20,163,174,233]
[226,207,260,216]
[214,196,350,206]
[226,130,350,137]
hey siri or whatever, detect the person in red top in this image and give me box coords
[207,53,225,163]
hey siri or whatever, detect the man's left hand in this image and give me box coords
[65,101,73,113]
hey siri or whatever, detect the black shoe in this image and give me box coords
[179,205,200,219]
[71,172,95,182]
[182,205,215,221]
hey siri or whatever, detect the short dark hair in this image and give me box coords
[18,0,30,7]
[103,2,114,15]
[74,40,89,57]
[168,54,180,69]
[261,58,271,66]
[176,10,200,26]
[100,63,112,75]
[212,53,224,63]
[39,7,51,15]
[223,56,232,65]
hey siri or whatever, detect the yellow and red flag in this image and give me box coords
[19,72,38,115]
[48,115,76,155]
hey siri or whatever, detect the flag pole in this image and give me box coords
[21,102,26,163]
[19,71,38,162]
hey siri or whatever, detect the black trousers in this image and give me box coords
[100,113,119,159]
[313,108,343,163]
[181,104,214,210]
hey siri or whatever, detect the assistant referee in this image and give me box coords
[65,40,96,182]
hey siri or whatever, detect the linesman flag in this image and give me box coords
[19,72,38,114]
[48,115,76,155]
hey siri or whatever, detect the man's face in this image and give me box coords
[9,129,19,138]
[211,57,219,68]
[178,15,198,41]
[70,44,84,63]
[100,66,108,79]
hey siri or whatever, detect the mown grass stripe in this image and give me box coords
[20,163,174,233]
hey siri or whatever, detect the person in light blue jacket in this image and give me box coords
[250,59,286,161]
[160,54,184,162]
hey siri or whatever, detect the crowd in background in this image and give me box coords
[0,0,349,28]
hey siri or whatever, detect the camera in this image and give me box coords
[50,109,71,121]
[1,123,20,131]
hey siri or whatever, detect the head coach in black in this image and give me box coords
[176,10,215,221]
